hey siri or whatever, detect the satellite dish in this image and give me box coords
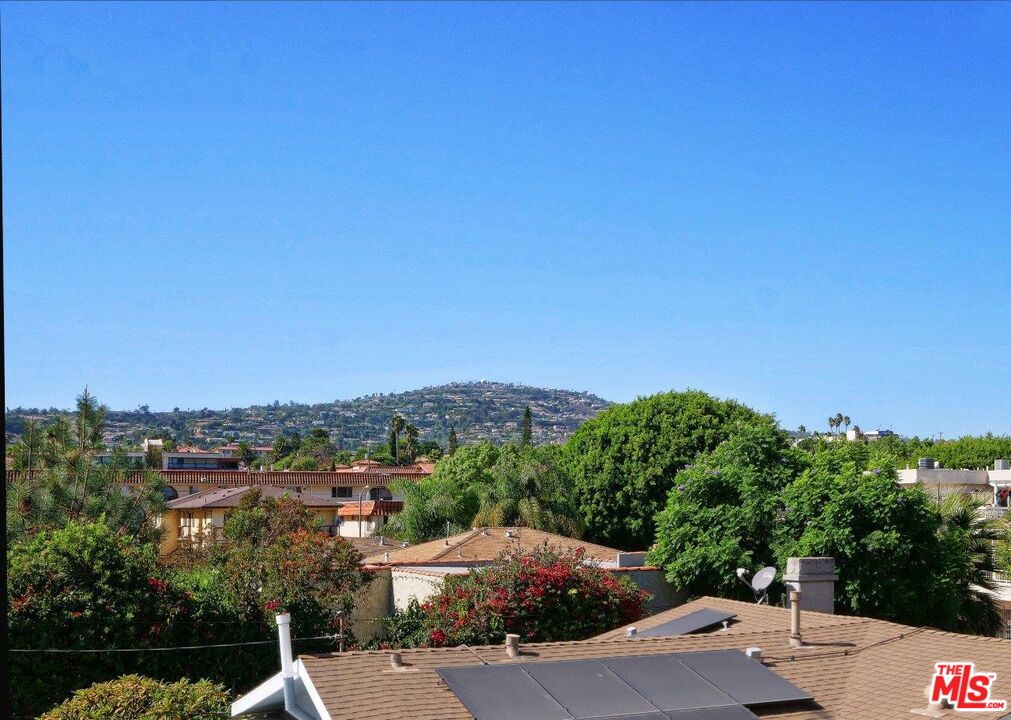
[734,564,777,604]
[751,566,777,593]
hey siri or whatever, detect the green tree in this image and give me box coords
[928,494,1005,636]
[772,443,1001,632]
[236,440,257,466]
[390,414,405,464]
[472,444,582,537]
[385,442,498,542]
[403,423,420,463]
[5,390,166,545]
[8,523,185,716]
[447,426,459,455]
[564,390,768,549]
[222,488,321,547]
[521,406,533,447]
[649,421,804,598]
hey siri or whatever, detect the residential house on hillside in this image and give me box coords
[232,589,1011,720]
[362,526,680,614]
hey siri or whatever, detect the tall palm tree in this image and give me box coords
[843,415,851,434]
[390,414,406,464]
[798,425,807,435]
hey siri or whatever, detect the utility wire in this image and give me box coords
[10,633,340,654]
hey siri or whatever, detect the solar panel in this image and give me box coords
[674,650,813,706]
[637,609,736,637]
[665,706,759,720]
[524,659,658,718]
[601,654,736,711]
[436,664,572,720]
[436,649,811,720]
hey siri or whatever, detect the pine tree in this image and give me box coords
[521,406,533,447]
[448,426,459,455]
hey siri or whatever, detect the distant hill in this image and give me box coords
[5,381,613,449]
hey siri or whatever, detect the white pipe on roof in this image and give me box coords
[275,613,316,720]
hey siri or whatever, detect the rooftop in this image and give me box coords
[165,485,346,510]
[234,597,1011,720]
[336,500,404,518]
[363,526,630,566]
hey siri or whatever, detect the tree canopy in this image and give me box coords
[384,442,581,543]
[5,389,166,545]
[649,421,805,598]
[565,390,769,549]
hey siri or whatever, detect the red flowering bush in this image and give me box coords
[387,546,650,648]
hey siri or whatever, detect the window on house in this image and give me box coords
[188,486,198,495]
[333,486,352,498]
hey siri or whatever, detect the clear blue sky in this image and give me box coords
[3,2,1009,437]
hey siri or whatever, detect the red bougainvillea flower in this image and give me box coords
[264,598,282,611]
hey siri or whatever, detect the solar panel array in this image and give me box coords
[635,609,737,638]
[436,649,812,720]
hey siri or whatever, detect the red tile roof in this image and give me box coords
[165,485,346,509]
[336,500,404,518]
[116,469,418,485]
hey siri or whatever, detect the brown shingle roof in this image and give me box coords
[291,597,1011,720]
[165,485,346,509]
[362,527,627,566]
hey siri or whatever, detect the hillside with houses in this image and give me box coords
[5,381,612,449]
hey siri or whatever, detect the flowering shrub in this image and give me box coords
[385,546,649,648]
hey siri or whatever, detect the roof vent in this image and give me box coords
[626,627,637,637]
[389,652,403,669]
[383,552,390,563]
[745,647,762,661]
[505,530,515,538]
[401,541,409,548]
[789,590,804,648]
[505,633,520,659]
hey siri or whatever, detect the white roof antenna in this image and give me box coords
[736,566,777,604]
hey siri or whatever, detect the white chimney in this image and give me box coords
[745,647,763,661]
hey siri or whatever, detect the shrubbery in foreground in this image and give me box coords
[39,675,229,720]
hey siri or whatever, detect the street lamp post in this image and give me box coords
[358,486,371,539]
